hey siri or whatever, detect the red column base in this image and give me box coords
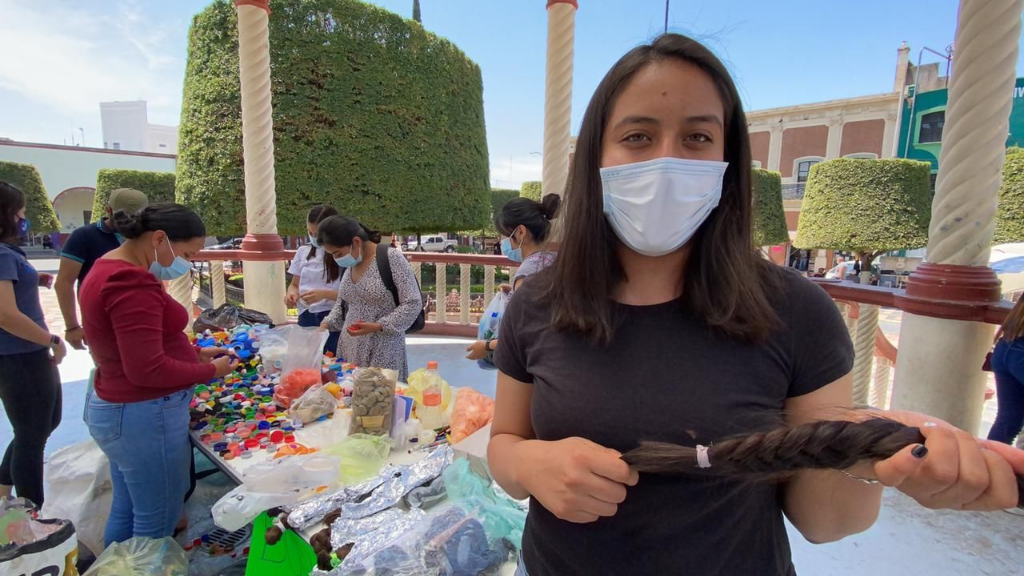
[893,263,1003,322]
[239,233,288,262]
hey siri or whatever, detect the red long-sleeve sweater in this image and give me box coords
[80,259,216,403]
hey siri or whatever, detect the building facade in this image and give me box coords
[100,101,179,154]
[0,140,176,233]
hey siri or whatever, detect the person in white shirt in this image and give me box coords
[286,205,342,355]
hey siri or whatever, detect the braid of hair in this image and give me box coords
[622,419,1024,509]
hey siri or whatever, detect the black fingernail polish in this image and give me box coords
[912,445,928,459]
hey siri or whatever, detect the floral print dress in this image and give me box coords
[324,247,421,380]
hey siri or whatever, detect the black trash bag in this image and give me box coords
[193,304,273,333]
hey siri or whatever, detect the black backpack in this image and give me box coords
[374,244,426,333]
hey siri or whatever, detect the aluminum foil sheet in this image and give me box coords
[340,445,454,520]
[286,465,400,530]
[310,507,429,575]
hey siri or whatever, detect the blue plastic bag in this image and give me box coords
[476,292,509,370]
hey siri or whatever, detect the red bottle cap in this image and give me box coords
[270,430,284,443]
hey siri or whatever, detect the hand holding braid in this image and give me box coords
[622,418,1024,511]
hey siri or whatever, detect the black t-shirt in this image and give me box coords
[495,267,854,576]
[60,220,123,289]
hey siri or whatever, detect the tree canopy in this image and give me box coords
[751,168,788,247]
[92,169,176,221]
[520,181,542,201]
[177,0,490,236]
[0,161,60,233]
[995,147,1024,244]
[794,158,932,267]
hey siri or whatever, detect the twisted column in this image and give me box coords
[892,0,1022,433]
[483,265,495,308]
[169,274,195,332]
[210,260,227,308]
[435,263,447,325]
[542,1,577,201]
[851,304,879,407]
[871,358,892,409]
[234,0,287,323]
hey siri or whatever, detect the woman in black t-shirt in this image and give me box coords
[490,34,1023,576]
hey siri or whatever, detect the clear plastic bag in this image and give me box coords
[475,292,509,370]
[83,536,188,576]
[282,327,329,376]
[255,324,299,374]
[449,388,495,444]
[41,438,112,556]
[291,384,338,424]
[349,369,398,436]
[324,434,393,486]
[406,368,452,411]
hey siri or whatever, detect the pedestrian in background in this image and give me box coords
[0,180,67,507]
[987,297,1024,445]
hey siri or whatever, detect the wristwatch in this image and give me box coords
[485,339,495,352]
[49,335,62,349]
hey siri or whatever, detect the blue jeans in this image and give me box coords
[987,339,1024,444]
[299,309,340,357]
[85,388,192,546]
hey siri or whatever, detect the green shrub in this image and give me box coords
[456,245,478,254]
[751,168,788,246]
[177,0,490,236]
[995,147,1024,243]
[92,169,176,220]
[795,158,931,268]
[520,181,542,201]
[0,161,60,233]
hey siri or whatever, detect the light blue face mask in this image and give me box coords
[334,246,363,268]
[500,232,523,263]
[150,241,192,281]
[308,233,320,249]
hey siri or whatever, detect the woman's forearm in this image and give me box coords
[0,311,52,347]
[488,433,535,500]
[783,462,882,544]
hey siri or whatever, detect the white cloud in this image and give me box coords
[490,154,543,190]
[0,0,184,125]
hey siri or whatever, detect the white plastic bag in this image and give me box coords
[254,325,299,374]
[1,498,79,576]
[282,326,329,376]
[213,454,341,531]
[41,439,112,556]
[83,537,187,576]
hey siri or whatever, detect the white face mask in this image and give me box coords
[601,157,728,257]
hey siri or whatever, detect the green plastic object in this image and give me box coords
[245,512,316,576]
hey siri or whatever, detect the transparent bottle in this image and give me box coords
[417,360,445,430]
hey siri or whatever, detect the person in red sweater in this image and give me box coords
[80,203,238,546]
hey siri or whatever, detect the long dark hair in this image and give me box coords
[496,194,562,243]
[317,216,383,248]
[307,205,340,283]
[543,33,781,345]
[111,203,206,241]
[998,297,1024,343]
[0,181,25,244]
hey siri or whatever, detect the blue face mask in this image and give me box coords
[308,233,320,249]
[334,246,363,268]
[150,241,192,281]
[16,217,29,239]
[500,234,523,263]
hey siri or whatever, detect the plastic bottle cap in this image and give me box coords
[426,361,438,370]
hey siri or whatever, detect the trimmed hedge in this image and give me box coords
[92,169,176,221]
[0,161,61,233]
[520,181,542,201]
[995,147,1024,243]
[751,168,788,246]
[795,158,931,266]
[177,0,490,236]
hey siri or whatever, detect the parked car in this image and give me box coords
[410,234,458,253]
[825,261,857,280]
[208,238,243,250]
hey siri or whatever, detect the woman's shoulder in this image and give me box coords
[95,260,163,290]
[764,264,843,325]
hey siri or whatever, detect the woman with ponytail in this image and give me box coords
[286,205,342,355]
[318,216,421,380]
[80,203,239,545]
[466,193,561,362]
[987,297,1024,445]
[488,34,1024,576]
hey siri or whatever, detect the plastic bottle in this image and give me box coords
[482,312,499,340]
[417,361,445,430]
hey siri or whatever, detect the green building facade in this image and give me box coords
[896,77,1024,179]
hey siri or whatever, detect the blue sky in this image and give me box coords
[0,0,1019,188]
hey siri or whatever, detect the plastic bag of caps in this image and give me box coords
[83,536,188,576]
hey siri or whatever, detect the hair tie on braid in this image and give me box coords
[621,418,1024,510]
